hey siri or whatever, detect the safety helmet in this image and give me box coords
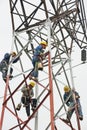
[64,86,70,92]
[29,81,36,87]
[40,41,48,46]
[11,52,17,57]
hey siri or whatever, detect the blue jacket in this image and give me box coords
[33,45,44,56]
[3,53,19,64]
[63,90,80,106]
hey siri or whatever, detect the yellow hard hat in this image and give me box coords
[29,81,36,87]
[64,86,70,92]
[40,41,48,46]
[11,52,17,57]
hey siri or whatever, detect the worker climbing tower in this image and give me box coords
[0,0,87,130]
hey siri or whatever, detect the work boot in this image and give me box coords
[62,118,70,123]
[16,103,21,111]
[29,75,38,82]
[23,104,29,107]
[9,75,13,80]
[31,107,36,112]
[79,116,83,120]
[38,67,43,71]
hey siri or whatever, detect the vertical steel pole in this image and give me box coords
[0,30,15,130]
[0,76,9,130]
[46,18,55,130]
[34,83,39,130]
[68,54,81,130]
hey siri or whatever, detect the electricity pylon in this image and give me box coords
[0,0,87,130]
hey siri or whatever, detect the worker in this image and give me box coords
[29,41,48,81]
[63,85,83,123]
[16,81,37,117]
[0,52,21,82]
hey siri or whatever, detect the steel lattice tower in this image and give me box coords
[0,0,87,130]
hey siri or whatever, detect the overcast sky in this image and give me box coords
[0,0,87,130]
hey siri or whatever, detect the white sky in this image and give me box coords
[0,0,87,130]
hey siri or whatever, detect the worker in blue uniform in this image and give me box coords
[63,86,83,123]
[0,52,21,81]
[29,41,48,81]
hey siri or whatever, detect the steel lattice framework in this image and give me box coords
[0,0,87,130]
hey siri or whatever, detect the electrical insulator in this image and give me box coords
[81,49,86,62]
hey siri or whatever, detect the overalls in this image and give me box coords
[31,44,44,78]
